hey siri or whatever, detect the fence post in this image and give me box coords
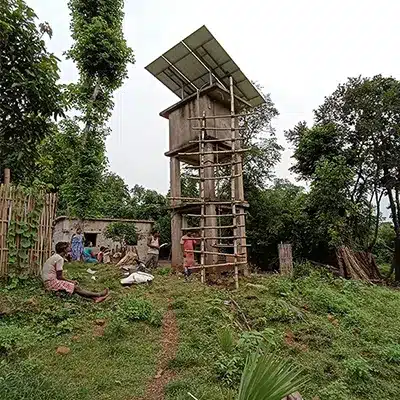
[3,168,10,184]
[278,243,293,277]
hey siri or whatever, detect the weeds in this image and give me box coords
[117,296,162,326]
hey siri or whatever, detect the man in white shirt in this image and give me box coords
[145,230,160,270]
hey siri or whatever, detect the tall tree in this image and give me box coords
[286,75,400,279]
[240,84,283,189]
[62,0,134,219]
[0,0,63,182]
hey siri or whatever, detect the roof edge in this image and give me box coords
[55,216,154,224]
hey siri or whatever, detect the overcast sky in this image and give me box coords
[29,0,400,194]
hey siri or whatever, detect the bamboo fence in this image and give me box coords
[0,184,57,278]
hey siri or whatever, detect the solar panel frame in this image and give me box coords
[145,25,265,108]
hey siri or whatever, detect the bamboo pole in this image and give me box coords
[183,174,241,181]
[230,76,239,290]
[182,224,245,230]
[203,235,247,240]
[190,127,246,132]
[186,161,243,169]
[187,112,256,120]
[185,213,246,218]
[186,249,247,257]
[189,261,248,269]
[198,96,206,284]
[178,149,249,157]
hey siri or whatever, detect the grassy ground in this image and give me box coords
[1,263,400,399]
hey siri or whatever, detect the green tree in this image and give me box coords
[98,172,132,218]
[105,222,137,246]
[374,222,396,266]
[240,84,283,189]
[128,185,170,244]
[246,179,305,268]
[286,75,400,279]
[62,0,134,219]
[0,0,63,182]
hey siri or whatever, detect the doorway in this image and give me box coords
[84,233,98,247]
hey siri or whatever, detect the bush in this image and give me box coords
[0,324,40,355]
[117,297,162,327]
[105,222,137,246]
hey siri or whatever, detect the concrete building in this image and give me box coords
[53,217,154,261]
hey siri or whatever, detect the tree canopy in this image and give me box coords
[0,0,63,182]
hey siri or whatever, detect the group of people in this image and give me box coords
[70,228,110,263]
[41,227,200,302]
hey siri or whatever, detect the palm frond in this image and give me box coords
[237,353,307,400]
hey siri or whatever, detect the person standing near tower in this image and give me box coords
[145,230,160,270]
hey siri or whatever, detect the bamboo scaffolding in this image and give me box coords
[183,174,241,181]
[178,149,249,157]
[185,213,246,218]
[186,249,247,257]
[203,235,247,240]
[182,224,245,231]
[187,112,255,120]
[168,198,246,205]
[176,75,248,288]
[212,244,251,248]
[189,261,248,269]
[186,161,243,169]
[190,128,245,132]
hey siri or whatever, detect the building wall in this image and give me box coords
[168,94,232,152]
[53,219,153,261]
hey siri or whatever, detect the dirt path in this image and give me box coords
[137,306,179,400]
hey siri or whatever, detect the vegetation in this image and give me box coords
[1,263,400,399]
[105,222,137,246]
[0,0,63,182]
[286,76,400,278]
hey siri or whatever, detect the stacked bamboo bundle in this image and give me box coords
[0,184,57,278]
[336,246,381,282]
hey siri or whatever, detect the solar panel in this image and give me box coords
[145,25,265,108]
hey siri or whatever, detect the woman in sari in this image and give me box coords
[71,228,84,261]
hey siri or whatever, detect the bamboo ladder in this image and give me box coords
[174,77,250,288]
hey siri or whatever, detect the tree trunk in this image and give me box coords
[394,235,400,281]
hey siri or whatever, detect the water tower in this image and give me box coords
[145,26,264,288]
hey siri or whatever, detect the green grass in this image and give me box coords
[1,263,400,399]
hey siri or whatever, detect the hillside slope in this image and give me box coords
[1,264,400,400]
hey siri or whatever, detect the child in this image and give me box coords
[42,242,109,302]
[180,232,198,280]
[97,246,110,263]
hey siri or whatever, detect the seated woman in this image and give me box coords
[42,242,109,302]
[83,243,97,263]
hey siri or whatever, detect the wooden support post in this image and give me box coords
[170,157,182,270]
[204,142,218,266]
[279,243,293,276]
[3,168,10,184]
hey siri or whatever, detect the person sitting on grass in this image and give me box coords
[83,242,97,263]
[42,242,109,303]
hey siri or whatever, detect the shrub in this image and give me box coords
[117,297,162,327]
[105,222,137,246]
[0,324,40,355]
